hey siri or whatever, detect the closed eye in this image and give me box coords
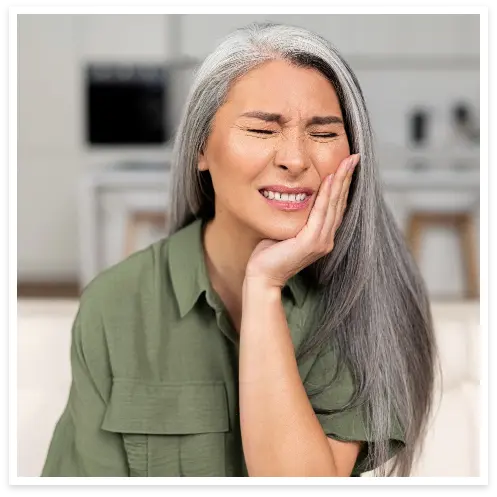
[247,129,274,135]
[247,129,338,138]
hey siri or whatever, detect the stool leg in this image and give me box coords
[149,212,168,232]
[124,213,139,257]
[407,214,423,262]
[459,214,479,299]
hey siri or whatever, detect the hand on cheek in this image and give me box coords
[245,153,361,289]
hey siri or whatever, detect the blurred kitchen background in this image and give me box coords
[17,13,480,300]
[17,14,482,477]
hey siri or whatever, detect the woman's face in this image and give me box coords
[198,59,351,241]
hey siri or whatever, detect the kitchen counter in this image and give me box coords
[78,155,480,295]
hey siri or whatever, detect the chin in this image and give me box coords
[252,217,305,241]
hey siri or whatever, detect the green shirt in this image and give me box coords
[41,217,405,477]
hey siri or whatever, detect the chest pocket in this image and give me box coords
[101,379,230,476]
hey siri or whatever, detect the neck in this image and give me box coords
[202,215,262,309]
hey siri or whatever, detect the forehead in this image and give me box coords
[223,59,341,112]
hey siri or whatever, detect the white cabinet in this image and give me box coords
[98,189,169,270]
[17,15,79,149]
[344,14,479,58]
[78,166,171,288]
[178,14,479,60]
[77,14,173,62]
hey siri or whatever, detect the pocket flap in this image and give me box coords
[101,379,230,434]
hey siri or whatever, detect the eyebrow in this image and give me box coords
[239,111,344,126]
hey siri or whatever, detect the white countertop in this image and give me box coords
[84,163,479,191]
[380,168,479,190]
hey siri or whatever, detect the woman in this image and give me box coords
[42,22,437,477]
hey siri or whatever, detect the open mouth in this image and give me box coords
[258,189,309,203]
[258,189,312,211]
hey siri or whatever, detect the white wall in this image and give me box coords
[17,14,480,298]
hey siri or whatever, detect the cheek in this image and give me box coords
[220,132,273,174]
[312,139,351,176]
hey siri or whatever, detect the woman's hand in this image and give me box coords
[244,153,360,289]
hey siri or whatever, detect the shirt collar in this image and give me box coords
[168,217,308,318]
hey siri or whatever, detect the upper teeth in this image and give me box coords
[262,190,308,202]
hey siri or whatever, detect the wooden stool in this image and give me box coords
[124,210,168,257]
[406,212,479,299]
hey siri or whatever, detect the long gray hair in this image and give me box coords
[165,21,439,477]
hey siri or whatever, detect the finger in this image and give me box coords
[332,183,350,236]
[331,154,359,235]
[321,154,357,243]
[304,169,334,238]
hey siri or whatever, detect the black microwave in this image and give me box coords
[85,61,199,146]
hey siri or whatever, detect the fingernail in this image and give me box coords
[327,173,334,185]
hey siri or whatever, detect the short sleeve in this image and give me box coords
[41,297,129,476]
[303,344,406,476]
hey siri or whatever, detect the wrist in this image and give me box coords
[242,276,282,299]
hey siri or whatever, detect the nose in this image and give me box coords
[273,131,309,174]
